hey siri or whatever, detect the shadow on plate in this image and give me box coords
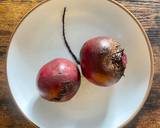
[31,77,113,128]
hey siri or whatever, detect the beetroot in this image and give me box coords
[80,36,127,87]
[37,58,81,102]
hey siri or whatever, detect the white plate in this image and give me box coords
[7,0,154,128]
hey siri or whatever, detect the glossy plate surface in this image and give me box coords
[7,0,154,128]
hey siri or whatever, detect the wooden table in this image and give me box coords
[0,0,159,127]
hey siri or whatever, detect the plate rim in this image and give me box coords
[6,0,154,127]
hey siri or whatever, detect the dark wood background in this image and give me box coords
[0,0,159,127]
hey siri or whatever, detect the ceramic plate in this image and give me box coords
[7,0,154,128]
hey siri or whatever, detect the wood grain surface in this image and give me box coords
[0,0,159,128]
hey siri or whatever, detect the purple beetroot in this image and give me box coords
[37,58,81,102]
[80,36,127,87]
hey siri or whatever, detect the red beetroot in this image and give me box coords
[80,36,127,87]
[37,58,81,102]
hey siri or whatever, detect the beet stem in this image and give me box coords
[62,7,80,65]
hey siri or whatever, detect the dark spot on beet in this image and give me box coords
[52,97,62,101]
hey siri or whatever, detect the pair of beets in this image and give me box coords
[37,36,127,102]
